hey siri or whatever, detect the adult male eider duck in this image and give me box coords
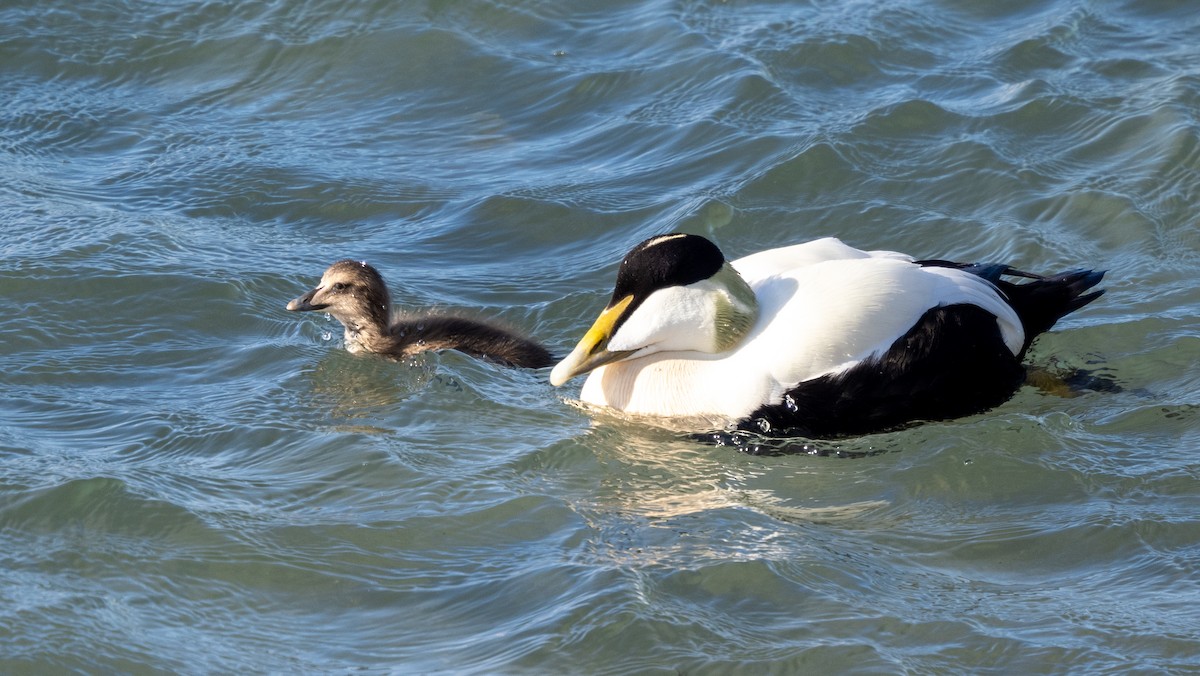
[549,233,1105,437]
[287,260,553,368]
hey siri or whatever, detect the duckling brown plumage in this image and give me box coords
[286,260,553,368]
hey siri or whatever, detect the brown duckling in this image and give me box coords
[286,260,553,368]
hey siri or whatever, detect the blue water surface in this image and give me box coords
[2,0,1199,672]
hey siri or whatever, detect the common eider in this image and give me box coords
[287,260,553,368]
[550,233,1105,437]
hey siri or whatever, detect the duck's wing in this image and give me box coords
[748,256,1025,393]
[744,302,1028,437]
[713,258,1027,436]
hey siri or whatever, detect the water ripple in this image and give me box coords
[2,0,1200,672]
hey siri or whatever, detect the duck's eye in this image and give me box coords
[331,282,349,292]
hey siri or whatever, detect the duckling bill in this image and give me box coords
[287,260,553,368]
[551,233,1106,437]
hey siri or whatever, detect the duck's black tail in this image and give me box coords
[916,260,1105,357]
[997,269,1105,355]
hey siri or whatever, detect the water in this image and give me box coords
[2,0,1198,672]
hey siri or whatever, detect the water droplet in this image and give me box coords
[783,394,798,413]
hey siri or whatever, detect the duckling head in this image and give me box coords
[550,233,758,386]
[287,260,391,351]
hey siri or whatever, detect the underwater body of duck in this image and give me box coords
[551,233,1105,438]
